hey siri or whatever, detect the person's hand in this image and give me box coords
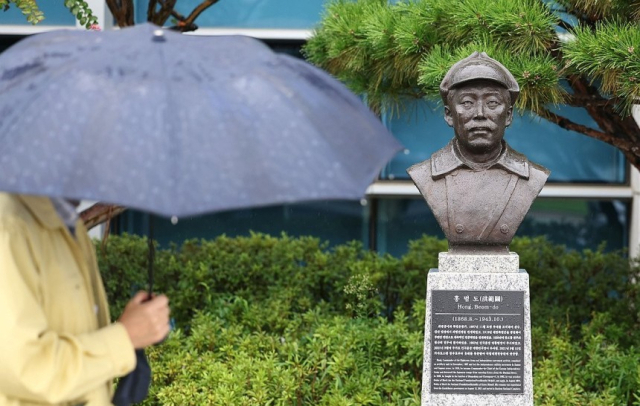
[118,291,170,349]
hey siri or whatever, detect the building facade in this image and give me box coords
[1,0,637,257]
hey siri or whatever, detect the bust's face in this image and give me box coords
[444,79,513,162]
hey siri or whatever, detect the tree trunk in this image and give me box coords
[106,0,135,27]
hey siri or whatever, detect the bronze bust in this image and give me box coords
[407,52,550,254]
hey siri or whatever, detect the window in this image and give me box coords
[375,198,629,257]
[118,200,369,248]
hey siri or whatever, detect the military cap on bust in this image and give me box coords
[439,52,520,105]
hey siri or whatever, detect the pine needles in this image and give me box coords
[304,0,563,116]
[563,22,640,114]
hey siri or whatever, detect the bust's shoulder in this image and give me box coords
[524,161,550,197]
[407,142,457,182]
[407,157,432,179]
[503,143,550,182]
[529,160,550,179]
[406,152,448,221]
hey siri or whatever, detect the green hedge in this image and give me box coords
[97,234,640,405]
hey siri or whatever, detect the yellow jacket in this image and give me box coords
[0,194,136,406]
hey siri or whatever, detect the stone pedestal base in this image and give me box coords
[422,254,533,406]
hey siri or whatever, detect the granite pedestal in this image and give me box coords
[422,253,533,406]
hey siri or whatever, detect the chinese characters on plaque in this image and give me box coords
[431,290,525,394]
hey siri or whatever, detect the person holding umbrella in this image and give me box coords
[0,193,170,405]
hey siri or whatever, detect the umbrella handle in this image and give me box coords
[147,215,154,299]
[147,216,171,346]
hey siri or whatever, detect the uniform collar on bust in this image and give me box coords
[431,140,530,180]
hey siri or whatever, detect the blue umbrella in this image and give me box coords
[0,23,401,218]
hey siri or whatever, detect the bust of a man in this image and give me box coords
[407,52,549,254]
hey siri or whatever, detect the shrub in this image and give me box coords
[513,237,640,347]
[97,233,640,405]
[98,233,411,326]
[533,314,640,405]
[142,306,422,406]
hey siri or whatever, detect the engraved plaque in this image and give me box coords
[431,290,525,394]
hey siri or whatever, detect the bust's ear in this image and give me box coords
[506,106,513,127]
[444,106,454,127]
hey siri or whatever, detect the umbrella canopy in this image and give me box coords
[0,24,401,217]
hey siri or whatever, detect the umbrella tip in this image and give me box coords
[153,29,166,43]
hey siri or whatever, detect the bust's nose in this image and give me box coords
[473,100,487,119]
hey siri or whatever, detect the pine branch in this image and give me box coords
[568,74,625,133]
[122,0,134,26]
[105,0,120,21]
[556,2,597,28]
[147,0,157,22]
[106,0,134,27]
[170,8,186,22]
[564,94,623,108]
[538,107,635,151]
[568,74,601,96]
[575,13,598,29]
[557,19,575,33]
[152,0,177,26]
[168,8,198,32]
[180,0,220,31]
[81,203,126,230]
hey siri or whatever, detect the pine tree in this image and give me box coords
[304,0,640,170]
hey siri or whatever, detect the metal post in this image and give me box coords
[629,166,640,259]
[630,106,640,259]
